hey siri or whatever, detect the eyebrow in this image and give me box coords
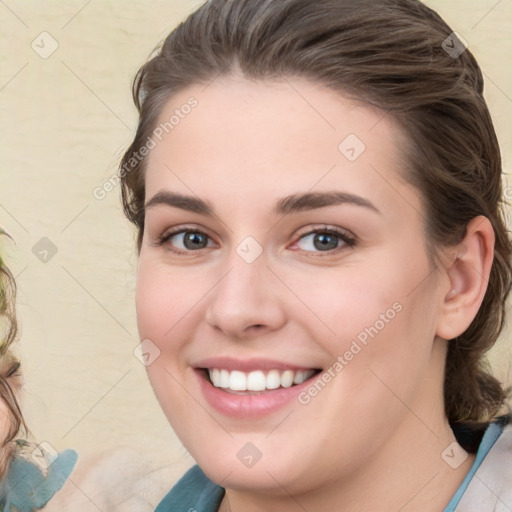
[144,190,381,217]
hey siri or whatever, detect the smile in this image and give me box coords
[193,358,323,418]
[207,368,317,393]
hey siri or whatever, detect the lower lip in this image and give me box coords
[196,370,318,418]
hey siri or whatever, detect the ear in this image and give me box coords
[436,215,495,340]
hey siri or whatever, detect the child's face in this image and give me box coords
[136,75,450,493]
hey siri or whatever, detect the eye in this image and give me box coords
[153,225,356,256]
[155,227,216,253]
[292,227,356,255]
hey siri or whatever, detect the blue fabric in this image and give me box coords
[0,448,77,511]
[154,465,224,512]
[442,421,504,512]
[155,421,505,512]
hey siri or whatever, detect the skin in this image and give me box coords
[0,360,22,480]
[0,397,12,479]
[135,74,495,511]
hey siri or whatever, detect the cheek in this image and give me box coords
[135,259,200,343]
[319,252,436,383]
[135,257,212,411]
[135,261,195,425]
[305,264,402,341]
[0,401,11,440]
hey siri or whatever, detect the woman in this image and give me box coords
[119,0,512,510]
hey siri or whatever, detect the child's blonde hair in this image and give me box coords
[0,230,27,479]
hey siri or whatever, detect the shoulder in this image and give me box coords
[155,465,224,512]
[46,446,175,512]
[0,447,77,512]
[455,418,512,511]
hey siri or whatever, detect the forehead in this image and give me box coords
[144,75,419,221]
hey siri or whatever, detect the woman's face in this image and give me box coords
[136,75,451,494]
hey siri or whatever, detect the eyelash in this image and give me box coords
[154,225,356,257]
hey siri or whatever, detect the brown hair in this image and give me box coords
[119,0,512,448]
[0,232,28,479]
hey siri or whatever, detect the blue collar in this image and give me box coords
[443,420,506,511]
[0,448,77,511]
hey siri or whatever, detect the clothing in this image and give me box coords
[45,446,165,512]
[155,418,512,512]
[0,448,77,512]
[154,465,223,512]
[453,420,512,511]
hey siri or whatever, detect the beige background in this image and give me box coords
[0,0,511,507]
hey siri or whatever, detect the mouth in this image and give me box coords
[201,368,322,395]
[193,357,324,417]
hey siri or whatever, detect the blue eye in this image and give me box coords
[156,229,215,253]
[155,226,356,256]
[294,228,356,255]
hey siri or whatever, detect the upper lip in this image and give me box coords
[194,357,318,372]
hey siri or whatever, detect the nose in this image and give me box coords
[204,251,287,339]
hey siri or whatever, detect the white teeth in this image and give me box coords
[219,369,230,388]
[293,370,311,385]
[211,368,220,387]
[247,370,266,391]
[229,370,247,391]
[266,369,281,390]
[207,368,316,392]
[281,370,294,388]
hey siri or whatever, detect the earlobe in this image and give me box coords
[436,215,495,340]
